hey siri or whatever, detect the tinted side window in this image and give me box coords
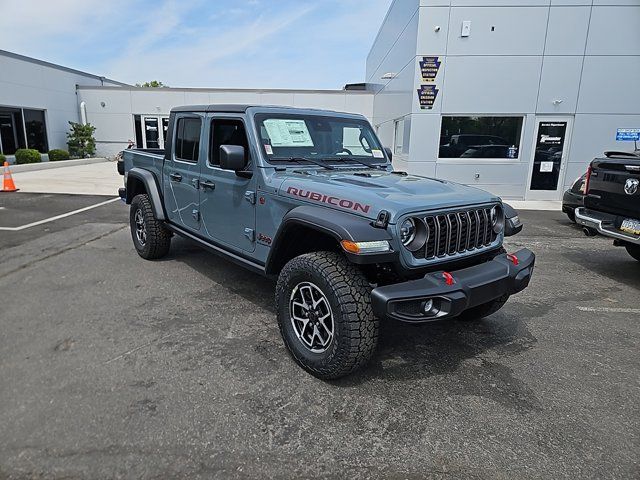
[209,119,249,166]
[175,117,201,162]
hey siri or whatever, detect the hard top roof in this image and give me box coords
[170,104,362,116]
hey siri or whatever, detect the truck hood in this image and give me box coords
[275,168,500,222]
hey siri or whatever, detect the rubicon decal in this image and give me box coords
[286,187,371,214]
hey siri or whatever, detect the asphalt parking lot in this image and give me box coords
[1,193,638,479]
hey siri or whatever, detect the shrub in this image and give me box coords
[15,149,41,164]
[48,149,70,161]
[0,153,5,164]
[67,122,96,158]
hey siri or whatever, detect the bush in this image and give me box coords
[15,149,41,164]
[67,122,96,158]
[48,149,70,161]
[0,153,5,164]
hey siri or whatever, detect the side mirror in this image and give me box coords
[219,145,247,171]
[503,203,523,237]
[384,147,393,162]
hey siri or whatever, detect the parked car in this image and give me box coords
[460,145,510,158]
[440,134,508,158]
[575,150,640,262]
[562,172,587,222]
[119,104,534,379]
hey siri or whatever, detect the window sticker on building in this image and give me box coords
[264,119,314,147]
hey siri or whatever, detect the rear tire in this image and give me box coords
[275,251,379,379]
[130,194,171,260]
[626,245,640,262]
[457,294,509,321]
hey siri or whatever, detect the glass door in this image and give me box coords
[526,117,573,200]
[0,113,18,154]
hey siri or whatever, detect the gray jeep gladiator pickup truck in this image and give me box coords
[118,104,534,379]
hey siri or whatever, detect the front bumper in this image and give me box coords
[575,207,640,245]
[371,248,535,322]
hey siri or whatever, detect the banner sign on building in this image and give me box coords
[419,56,441,82]
[417,85,439,109]
[616,128,640,141]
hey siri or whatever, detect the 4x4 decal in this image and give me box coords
[286,187,371,214]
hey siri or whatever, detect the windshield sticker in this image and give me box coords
[264,144,273,155]
[264,119,314,147]
[372,149,384,158]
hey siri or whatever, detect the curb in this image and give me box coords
[8,158,110,173]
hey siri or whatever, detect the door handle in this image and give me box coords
[170,173,182,182]
[201,180,216,190]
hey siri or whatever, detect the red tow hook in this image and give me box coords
[442,271,455,286]
[506,253,519,266]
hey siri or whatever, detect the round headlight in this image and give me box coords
[400,217,428,252]
[400,218,416,246]
[490,205,504,233]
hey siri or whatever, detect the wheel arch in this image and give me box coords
[126,168,166,221]
[265,205,394,275]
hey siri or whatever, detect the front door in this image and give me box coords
[163,114,203,231]
[199,115,257,253]
[526,117,573,200]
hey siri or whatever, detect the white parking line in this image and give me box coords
[0,197,120,231]
[577,306,640,314]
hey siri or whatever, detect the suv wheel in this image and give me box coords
[275,251,379,379]
[130,194,171,260]
[626,245,640,262]
[457,294,509,321]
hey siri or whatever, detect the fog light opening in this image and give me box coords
[421,298,440,317]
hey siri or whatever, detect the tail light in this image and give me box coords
[584,165,592,194]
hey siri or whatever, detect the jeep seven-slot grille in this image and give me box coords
[413,207,498,260]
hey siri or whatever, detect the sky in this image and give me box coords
[0,0,392,89]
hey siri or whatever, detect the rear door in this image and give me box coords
[163,114,203,231]
[199,114,257,252]
[586,157,640,219]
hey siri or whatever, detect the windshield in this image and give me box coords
[254,113,387,166]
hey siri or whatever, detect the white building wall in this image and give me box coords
[77,87,375,157]
[0,50,123,153]
[368,1,640,200]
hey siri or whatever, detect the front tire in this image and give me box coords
[457,294,509,321]
[130,194,171,260]
[626,245,640,262]
[275,251,379,379]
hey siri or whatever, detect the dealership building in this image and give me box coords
[1,0,639,200]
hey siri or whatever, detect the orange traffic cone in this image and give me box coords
[2,161,19,192]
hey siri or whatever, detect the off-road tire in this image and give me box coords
[626,245,640,262]
[275,251,379,379]
[456,294,510,321]
[130,194,171,260]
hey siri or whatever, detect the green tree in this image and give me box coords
[67,122,96,158]
[135,80,167,88]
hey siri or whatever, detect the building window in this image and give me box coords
[174,117,201,162]
[394,117,405,155]
[439,116,523,159]
[23,109,48,152]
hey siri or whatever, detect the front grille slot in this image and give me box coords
[420,206,497,261]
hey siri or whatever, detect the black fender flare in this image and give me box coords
[265,205,396,274]
[126,168,166,221]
